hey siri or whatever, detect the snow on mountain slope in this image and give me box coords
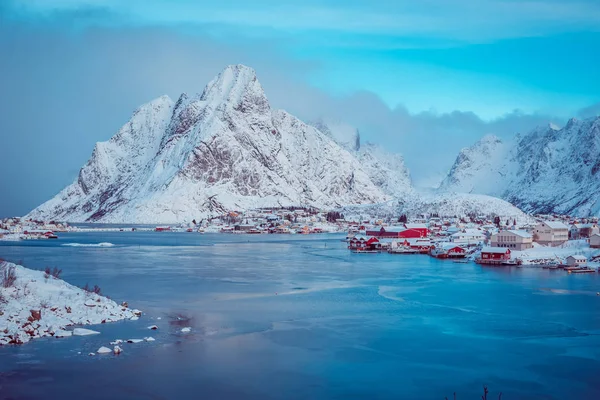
[340,192,530,222]
[310,120,413,198]
[438,134,513,196]
[310,118,360,152]
[28,65,389,224]
[357,142,413,197]
[440,117,600,216]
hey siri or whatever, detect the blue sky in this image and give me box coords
[1,0,599,216]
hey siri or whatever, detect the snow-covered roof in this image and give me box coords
[438,242,465,250]
[405,223,428,229]
[567,254,587,260]
[481,247,510,254]
[507,230,532,238]
[571,223,597,229]
[540,220,568,229]
[380,226,406,232]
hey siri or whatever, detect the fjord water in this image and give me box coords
[1,233,600,399]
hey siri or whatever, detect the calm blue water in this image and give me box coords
[1,232,600,400]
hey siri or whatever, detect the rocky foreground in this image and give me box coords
[0,261,140,345]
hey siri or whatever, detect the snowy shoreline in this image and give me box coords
[0,261,140,346]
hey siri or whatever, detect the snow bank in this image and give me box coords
[0,234,22,242]
[512,240,600,265]
[0,261,139,345]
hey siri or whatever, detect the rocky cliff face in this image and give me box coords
[439,117,600,216]
[28,65,390,223]
[310,119,413,198]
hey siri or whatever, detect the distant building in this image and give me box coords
[570,223,599,239]
[566,255,587,266]
[366,224,428,239]
[449,229,485,245]
[533,221,569,246]
[490,230,533,250]
[479,247,511,263]
[590,234,600,249]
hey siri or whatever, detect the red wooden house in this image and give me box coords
[348,236,381,252]
[478,247,511,264]
[366,225,429,239]
[403,223,429,238]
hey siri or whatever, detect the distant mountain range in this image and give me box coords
[439,117,600,216]
[28,64,596,223]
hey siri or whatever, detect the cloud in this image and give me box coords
[6,0,600,43]
[0,19,584,216]
[578,102,600,118]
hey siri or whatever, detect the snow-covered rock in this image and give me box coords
[97,346,112,354]
[147,325,158,330]
[27,65,390,224]
[144,336,155,342]
[439,117,600,216]
[181,327,191,333]
[0,261,138,345]
[126,338,144,343]
[72,328,100,336]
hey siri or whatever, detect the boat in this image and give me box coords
[569,268,596,274]
[351,249,380,254]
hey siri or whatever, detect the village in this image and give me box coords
[2,210,600,271]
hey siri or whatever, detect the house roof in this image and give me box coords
[567,254,587,260]
[506,230,532,238]
[572,223,597,229]
[405,223,428,229]
[438,243,465,251]
[481,247,510,254]
[541,221,569,230]
[397,238,432,245]
[381,226,407,232]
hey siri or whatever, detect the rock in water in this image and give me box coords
[97,346,112,354]
[73,328,100,336]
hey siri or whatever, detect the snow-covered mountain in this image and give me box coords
[28,65,391,223]
[439,117,600,216]
[310,118,360,152]
[357,142,413,198]
[309,119,413,198]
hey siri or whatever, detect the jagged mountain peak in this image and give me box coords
[199,64,268,114]
[28,65,395,223]
[310,117,361,152]
[440,115,600,216]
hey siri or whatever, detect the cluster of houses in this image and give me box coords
[0,217,66,240]
[345,216,600,266]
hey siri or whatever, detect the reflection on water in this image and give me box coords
[1,232,600,399]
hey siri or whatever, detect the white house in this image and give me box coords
[450,229,486,245]
[566,255,587,266]
[533,221,569,246]
[570,223,600,239]
[590,233,600,249]
[491,230,533,250]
